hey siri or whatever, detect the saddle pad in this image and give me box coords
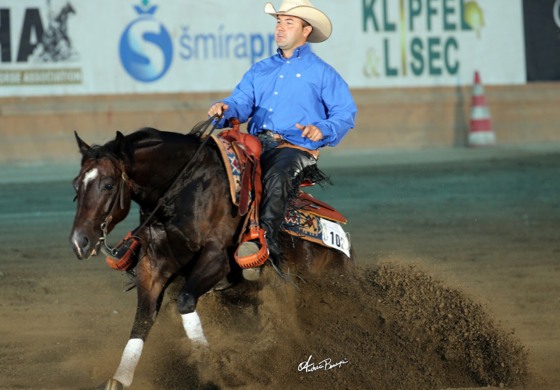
[283,209,351,258]
[211,134,242,205]
[296,192,347,224]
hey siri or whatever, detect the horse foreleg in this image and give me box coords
[107,339,143,389]
[177,241,230,345]
[109,259,171,388]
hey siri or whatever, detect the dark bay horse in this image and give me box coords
[70,125,355,389]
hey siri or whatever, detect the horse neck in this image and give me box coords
[128,141,204,208]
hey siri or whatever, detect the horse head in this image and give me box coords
[70,131,133,260]
[61,3,76,16]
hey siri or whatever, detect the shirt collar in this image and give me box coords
[276,43,311,61]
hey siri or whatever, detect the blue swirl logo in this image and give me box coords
[119,3,173,82]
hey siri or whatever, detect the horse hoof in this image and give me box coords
[213,277,233,291]
[98,379,123,390]
[242,267,261,281]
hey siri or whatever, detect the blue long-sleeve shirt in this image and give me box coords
[218,44,357,150]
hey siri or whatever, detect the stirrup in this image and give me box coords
[234,228,269,269]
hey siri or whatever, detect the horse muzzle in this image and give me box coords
[70,229,102,260]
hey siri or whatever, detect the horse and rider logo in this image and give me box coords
[29,1,79,63]
[0,0,82,87]
[119,0,173,82]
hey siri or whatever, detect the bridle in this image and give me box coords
[98,159,136,257]
[95,115,223,264]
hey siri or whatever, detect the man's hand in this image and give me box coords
[296,123,323,142]
[208,102,229,117]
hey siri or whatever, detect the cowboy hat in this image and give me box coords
[264,0,332,43]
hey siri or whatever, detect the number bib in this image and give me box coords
[319,218,351,258]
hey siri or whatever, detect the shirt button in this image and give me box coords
[274,91,278,95]
[279,75,284,78]
[269,108,273,112]
[263,124,267,128]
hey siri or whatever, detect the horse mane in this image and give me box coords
[126,128,201,150]
[82,128,201,162]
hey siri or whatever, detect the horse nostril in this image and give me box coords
[80,235,89,248]
[71,230,92,259]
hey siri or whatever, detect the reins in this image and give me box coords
[100,114,222,261]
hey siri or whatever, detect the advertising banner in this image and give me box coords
[0,0,525,97]
[523,0,560,81]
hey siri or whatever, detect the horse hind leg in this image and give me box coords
[181,311,208,346]
[176,241,231,345]
[281,235,356,275]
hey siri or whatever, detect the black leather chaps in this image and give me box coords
[259,141,317,250]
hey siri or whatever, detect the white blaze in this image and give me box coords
[82,168,98,188]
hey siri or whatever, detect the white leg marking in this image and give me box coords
[83,168,98,188]
[112,338,144,387]
[182,311,209,346]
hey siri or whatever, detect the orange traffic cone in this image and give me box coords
[468,71,495,147]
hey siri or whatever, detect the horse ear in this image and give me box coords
[114,131,126,156]
[74,131,91,154]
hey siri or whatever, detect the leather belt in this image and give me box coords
[258,130,319,159]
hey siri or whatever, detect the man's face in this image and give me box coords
[275,15,311,51]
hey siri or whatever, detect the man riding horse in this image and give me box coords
[208,0,357,278]
[69,3,355,388]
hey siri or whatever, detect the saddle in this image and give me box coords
[211,119,268,268]
[212,122,351,268]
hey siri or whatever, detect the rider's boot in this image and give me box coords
[239,146,309,280]
[239,224,281,281]
[237,239,260,280]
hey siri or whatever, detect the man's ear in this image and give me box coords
[303,25,313,39]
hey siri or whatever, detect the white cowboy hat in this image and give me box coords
[264,0,332,43]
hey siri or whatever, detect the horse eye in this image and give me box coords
[104,183,114,191]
